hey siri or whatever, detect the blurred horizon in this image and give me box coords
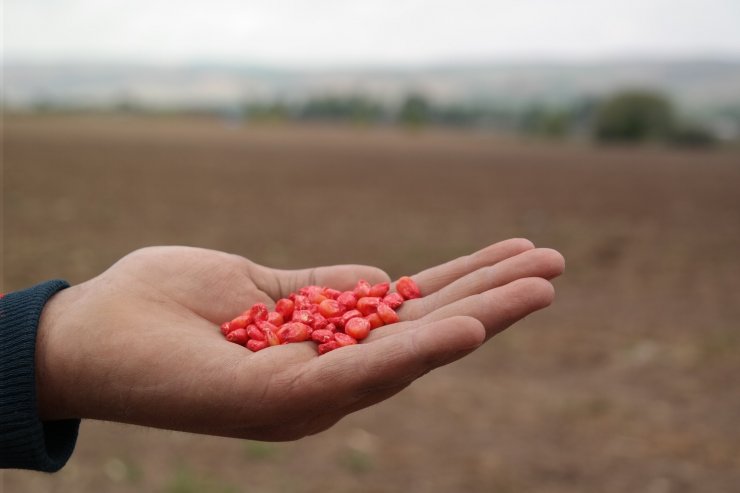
[6,0,740,142]
[5,57,740,143]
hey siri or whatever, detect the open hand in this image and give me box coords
[36,239,564,440]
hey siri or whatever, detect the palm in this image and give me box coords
[39,241,563,441]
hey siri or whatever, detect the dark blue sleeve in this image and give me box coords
[0,280,81,472]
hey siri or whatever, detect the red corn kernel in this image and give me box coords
[256,320,278,331]
[278,322,311,343]
[229,315,251,330]
[318,341,340,355]
[246,339,269,352]
[318,299,345,318]
[220,322,233,336]
[264,328,281,346]
[312,313,329,330]
[250,302,269,321]
[267,311,284,326]
[246,324,265,341]
[365,313,384,330]
[383,292,404,309]
[341,309,363,325]
[353,279,371,298]
[327,316,344,328]
[323,288,342,299]
[325,322,337,332]
[334,332,358,347]
[311,329,335,344]
[256,320,280,338]
[369,282,390,298]
[396,276,421,300]
[356,297,382,316]
[226,328,248,345]
[293,295,311,310]
[292,310,314,325]
[275,298,295,319]
[337,291,358,309]
[345,317,372,340]
[377,302,400,324]
[300,285,321,296]
[308,291,327,304]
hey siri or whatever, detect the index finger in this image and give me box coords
[397,238,535,295]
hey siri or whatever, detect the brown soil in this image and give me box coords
[3,115,740,493]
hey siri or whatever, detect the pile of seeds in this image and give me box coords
[220,277,421,354]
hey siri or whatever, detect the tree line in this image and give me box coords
[244,90,720,146]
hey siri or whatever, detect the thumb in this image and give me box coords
[254,263,390,300]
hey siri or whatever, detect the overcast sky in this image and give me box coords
[5,0,740,66]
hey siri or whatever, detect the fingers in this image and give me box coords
[399,248,564,320]
[402,238,535,296]
[252,264,391,300]
[300,316,486,410]
[370,277,555,342]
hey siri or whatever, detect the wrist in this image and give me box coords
[35,283,85,421]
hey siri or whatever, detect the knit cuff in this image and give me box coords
[1,280,81,472]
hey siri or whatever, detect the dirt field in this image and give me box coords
[3,115,740,493]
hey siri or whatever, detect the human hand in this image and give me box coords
[35,239,563,440]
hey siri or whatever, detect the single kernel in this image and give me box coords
[247,339,269,352]
[377,302,400,324]
[341,309,363,325]
[256,320,280,334]
[357,296,382,316]
[345,317,371,340]
[275,298,295,319]
[396,276,421,300]
[353,279,371,298]
[250,303,269,321]
[226,328,248,345]
[322,288,342,299]
[318,341,340,355]
[337,291,358,309]
[318,299,345,318]
[311,329,335,344]
[293,295,311,310]
[334,332,358,347]
[246,324,265,341]
[278,322,311,343]
[220,322,233,336]
[292,309,314,325]
[365,313,384,330]
[369,282,390,298]
[267,311,284,326]
[382,292,404,309]
[229,315,251,330]
[264,328,281,346]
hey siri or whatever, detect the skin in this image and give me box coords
[35,239,564,441]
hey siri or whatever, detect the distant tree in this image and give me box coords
[300,96,382,123]
[435,104,481,127]
[398,93,431,127]
[594,90,674,142]
[520,105,571,138]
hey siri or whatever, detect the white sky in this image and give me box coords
[4,0,740,66]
